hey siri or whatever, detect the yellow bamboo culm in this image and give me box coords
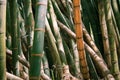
[73,0,90,79]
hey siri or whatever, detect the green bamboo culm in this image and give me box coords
[9,0,19,76]
[0,0,7,79]
[29,0,48,80]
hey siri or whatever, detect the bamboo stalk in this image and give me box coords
[73,0,90,79]
[9,0,19,75]
[29,0,48,79]
[82,25,103,58]
[45,17,62,79]
[86,52,99,79]
[111,0,120,33]
[57,19,115,79]
[42,52,50,77]
[51,0,70,29]
[48,0,67,65]
[70,40,83,79]
[104,0,120,79]
[98,0,111,69]
[24,0,34,60]
[62,40,79,79]
[84,43,115,80]
[0,0,7,79]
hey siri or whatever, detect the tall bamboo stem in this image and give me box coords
[98,0,111,69]
[73,0,90,79]
[0,0,7,79]
[9,0,19,75]
[29,0,48,79]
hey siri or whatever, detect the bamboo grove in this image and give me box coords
[0,0,120,80]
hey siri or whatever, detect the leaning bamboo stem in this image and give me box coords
[57,20,115,79]
[48,0,67,64]
[84,43,115,80]
[73,0,90,79]
[82,25,103,58]
[6,48,30,68]
[45,18,62,79]
[7,72,23,80]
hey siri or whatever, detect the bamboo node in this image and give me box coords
[78,48,84,51]
[73,5,80,8]
[81,64,88,68]
[34,28,45,32]
[75,22,82,25]
[76,36,82,39]
[36,2,47,6]
[103,36,108,40]
[31,53,43,57]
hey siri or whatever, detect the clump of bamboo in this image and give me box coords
[104,0,120,79]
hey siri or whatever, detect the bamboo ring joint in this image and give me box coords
[31,53,43,57]
[36,2,47,6]
[78,48,84,51]
[34,28,45,32]
[76,36,82,39]
[73,5,80,8]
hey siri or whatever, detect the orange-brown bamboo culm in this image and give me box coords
[73,0,90,79]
